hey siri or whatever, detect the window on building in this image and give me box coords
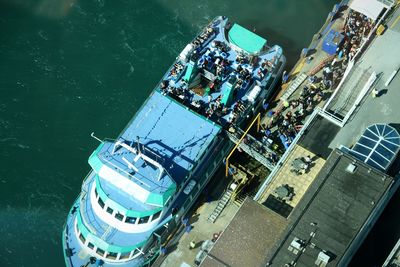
[138,216,150,224]
[87,242,94,249]
[96,247,105,256]
[125,216,137,224]
[94,188,98,197]
[98,197,105,208]
[106,207,113,215]
[152,211,161,221]
[115,212,124,221]
[106,251,118,260]
[78,233,86,244]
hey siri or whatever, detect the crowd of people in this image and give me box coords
[261,62,342,151]
[160,29,280,128]
[257,8,375,153]
[340,9,374,61]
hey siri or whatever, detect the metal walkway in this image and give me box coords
[226,129,277,171]
[281,72,308,101]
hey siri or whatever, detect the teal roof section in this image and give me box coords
[183,62,195,82]
[228,23,267,54]
[221,82,234,106]
[88,143,105,173]
[145,182,176,207]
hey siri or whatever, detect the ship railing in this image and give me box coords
[99,150,152,189]
[230,125,277,155]
[78,177,109,235]
[81,171,95,192]
[99,138,178,187]
[101,149,176,191]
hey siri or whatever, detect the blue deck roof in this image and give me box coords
[120,91,221,174]
[89,91,221,212]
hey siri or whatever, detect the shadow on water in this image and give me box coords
[240,19,301,69]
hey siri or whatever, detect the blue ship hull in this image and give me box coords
[63,16,285,267]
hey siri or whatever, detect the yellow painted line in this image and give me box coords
[293,58,306,74]
[391,14,400,28]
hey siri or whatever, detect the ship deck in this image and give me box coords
[64,16,285,267]
[95,91,222,210]
[156,17,284,126]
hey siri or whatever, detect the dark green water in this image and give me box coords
[0,1,336,266]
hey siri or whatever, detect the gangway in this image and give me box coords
[226,128,277,171]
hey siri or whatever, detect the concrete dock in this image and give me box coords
[155,1,400,266]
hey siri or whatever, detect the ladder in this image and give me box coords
[281,72,308,102]
[207,189,233,223]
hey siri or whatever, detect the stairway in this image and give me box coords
[208,189,233,223]
[234,189,257,206]
[281,72,308,102]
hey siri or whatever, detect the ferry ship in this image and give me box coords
[62,16,285,267]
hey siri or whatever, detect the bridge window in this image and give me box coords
[115,212,124,221]
[125,216,137,224]
[106,207,114,215]
[132,248,142,258]
[78,233,86,244]
[152,211,161,221]
[106,251,118,260]
[98,197,105,209]
[120,252,130,260]
[138,216,150,224]
[88,242,94,250]
[96,248,105,257]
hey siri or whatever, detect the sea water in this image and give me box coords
[0,1,337,266]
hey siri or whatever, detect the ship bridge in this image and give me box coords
[69,90,222,264]
[85,91,222,226]
[89,141,177,208]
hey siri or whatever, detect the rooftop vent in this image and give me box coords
[346,163,357,174]
[288,237,304,255]
[315,251,330,267]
